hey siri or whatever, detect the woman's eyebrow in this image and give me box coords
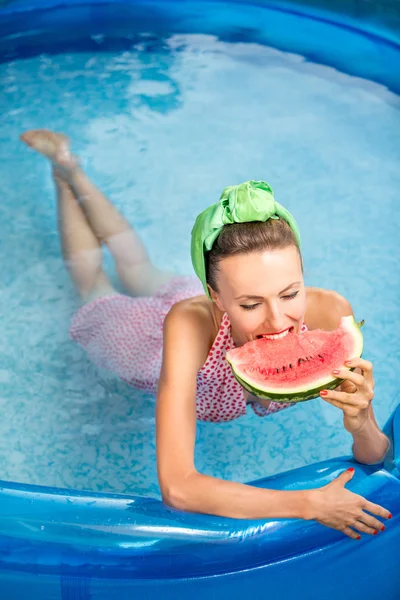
[235,281,301,301]
[279,281,302,294]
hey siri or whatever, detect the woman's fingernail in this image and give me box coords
[347,467,355,472]
[345,360,352,366]
[332,369,340,375]
[320,390,328,396]
[381,526,385,531]
[356,535,361,540]
[373,530,378,535]
[388,513,393,519]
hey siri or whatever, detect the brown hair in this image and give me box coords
[205,219,302,292]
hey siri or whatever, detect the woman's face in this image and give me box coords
[210,246,306,347]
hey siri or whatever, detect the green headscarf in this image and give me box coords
[190,180,301,298]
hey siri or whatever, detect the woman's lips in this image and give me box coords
[256,326,294,340]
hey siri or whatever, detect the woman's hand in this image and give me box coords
[319,358,374,433]
[306,468,392,539]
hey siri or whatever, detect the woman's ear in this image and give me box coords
[208,285,225,312]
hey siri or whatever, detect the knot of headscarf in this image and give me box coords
[190,180,301,297]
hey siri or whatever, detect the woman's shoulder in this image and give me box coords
[305,287,353,331]
[163,295,223,367]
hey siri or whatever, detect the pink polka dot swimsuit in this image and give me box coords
[70,275,304,422]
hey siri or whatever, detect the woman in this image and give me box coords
[21,129,391,540]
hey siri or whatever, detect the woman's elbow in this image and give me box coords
[159,472,198,512]
[161,482,190,511]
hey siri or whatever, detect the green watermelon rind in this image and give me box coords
[226,316,363,404]
[231,370,354,403]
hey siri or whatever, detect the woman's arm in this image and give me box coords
[157,301,309,520]
[351,404,389,464]
[305,287,389,464]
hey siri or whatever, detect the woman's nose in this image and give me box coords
[262,307,284,332]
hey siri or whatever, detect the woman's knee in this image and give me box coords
[65,248,107,298]
[83,272,117,303]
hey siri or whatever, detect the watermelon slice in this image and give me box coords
[226,316,364,403]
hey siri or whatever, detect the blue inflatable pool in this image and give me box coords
[1,0,399,598]
[0,405,399,598]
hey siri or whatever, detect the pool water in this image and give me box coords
[1,25,399,498]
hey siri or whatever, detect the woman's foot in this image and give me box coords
[20,129,79,177]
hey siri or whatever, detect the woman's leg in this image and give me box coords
[21,129,115,301]
[53,169,116,301]
[67,167,174,297]
[21,129,175,297]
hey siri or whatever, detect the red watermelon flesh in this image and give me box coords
[226,316,363,402]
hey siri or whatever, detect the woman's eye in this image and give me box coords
[240,304,260,311]
[282,291,299,300]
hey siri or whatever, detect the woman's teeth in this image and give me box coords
[257,328,293,340]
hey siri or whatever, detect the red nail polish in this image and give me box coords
[320,390,328,396]
[373,530,378,535]
[332,369,340,375]
[356,535,361,540]
[381,526,385,531]
[345,360,352,366]
[388,513,392,519]
[347,467,355,472]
